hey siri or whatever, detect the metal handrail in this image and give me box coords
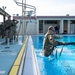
[13,0,36,42]
[14,0,36,15]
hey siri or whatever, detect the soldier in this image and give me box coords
[42,26,75,57]
[0,22,4,38]
[54,25,59,34]
[4,16,14,43]
[12,19,18,40]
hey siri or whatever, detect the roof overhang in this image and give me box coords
[0,8,11,17]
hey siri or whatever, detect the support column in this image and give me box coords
[3,15,6,25]
[22,0,26,42]
[36,20,39,34]
[68,20,70,34]
[59,20,63,34]
[43,20,45,34]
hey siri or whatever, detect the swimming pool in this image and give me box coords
[31,35,75,75]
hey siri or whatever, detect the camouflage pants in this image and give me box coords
[42,46,54,57]
[5,29,13,43]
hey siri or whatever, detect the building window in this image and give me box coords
[64,20,67,24]
[39,20,43,33]
[70,20,75,24]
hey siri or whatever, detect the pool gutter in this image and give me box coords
[18,36,40,75]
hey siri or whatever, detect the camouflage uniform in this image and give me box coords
[4,19,14,43]
[42,26,75,57]
[42,34,57,57]
[42,34,65,57]
[12,19,18,40]
[0,23,4,38]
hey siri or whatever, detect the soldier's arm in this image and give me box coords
[14,20,19,24]
[55,41,75,46]
[56,41,65,45]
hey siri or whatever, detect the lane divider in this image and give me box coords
[9,36,28,75]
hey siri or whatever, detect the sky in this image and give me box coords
[0,0,75,20]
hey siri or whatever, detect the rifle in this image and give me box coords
[65,42,75,45]
[4,24,14,31]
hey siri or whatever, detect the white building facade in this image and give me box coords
[13,16,75,35]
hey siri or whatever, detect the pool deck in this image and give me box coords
[0,36,40,75]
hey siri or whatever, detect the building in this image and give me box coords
[13,15,75,35]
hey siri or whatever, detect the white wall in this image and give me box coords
[15,19,37,35]
[26,20,37,35]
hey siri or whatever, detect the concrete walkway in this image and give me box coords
[0,36,27,75]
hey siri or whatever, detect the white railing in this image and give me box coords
[13,0,36,42]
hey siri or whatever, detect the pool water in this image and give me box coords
[31,35,75,75]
